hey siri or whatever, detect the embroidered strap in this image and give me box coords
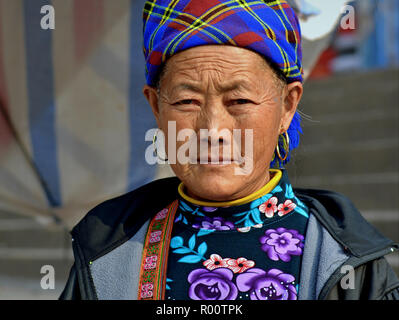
[138,199,178,300]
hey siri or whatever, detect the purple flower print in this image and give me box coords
[193,217,235,231]
[236,268,297,300]
[260,227,304,262]
[188,268,238,300]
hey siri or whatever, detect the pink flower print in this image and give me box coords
[259,197,278,218]
[140,283,154,299]
[226,257,255,274]
[155,208,168,220]
[144,255,157,270]
[149,230,162,243]
[203,254,228,271]
[277,199,296,216]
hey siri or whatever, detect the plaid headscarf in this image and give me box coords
[142,0,304,167]
[142,0,303,86]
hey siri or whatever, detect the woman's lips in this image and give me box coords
[196,156,240,165]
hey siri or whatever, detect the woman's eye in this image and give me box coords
[233,99,252,105]
[175,99,197,105]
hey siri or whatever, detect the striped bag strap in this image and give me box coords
[138,199,178,300]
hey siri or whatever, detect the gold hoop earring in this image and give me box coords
[153,129,168,162]
[276,131,290,162]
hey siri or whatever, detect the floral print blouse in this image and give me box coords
[165,169,309,300]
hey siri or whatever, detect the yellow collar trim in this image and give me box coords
[177,169,282,207]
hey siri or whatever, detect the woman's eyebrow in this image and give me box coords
[218,80,251,93]
[174,83,202,93]
[173,80,251,93]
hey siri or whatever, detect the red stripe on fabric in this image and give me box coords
[73,0,104,63]
[183,0,222,17]
[269,2,291,10]
[233,31,264,47]
[177,7,240,49]
[149,51,163,66]
[168,21,187,32]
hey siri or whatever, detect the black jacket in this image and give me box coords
[60,177,399,300]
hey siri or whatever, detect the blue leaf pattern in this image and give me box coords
[285,183,295,199]
[178,255,203,263]
[188,234,196,250]
[179,201,193,212]
[197,229,215,237]
[170,236,184,249]
[173,247,192,254]
[170,235,208,263]
[295,203,309,218]
[165,278,173,290]
[234,208,263,226]
[197,242,207,256]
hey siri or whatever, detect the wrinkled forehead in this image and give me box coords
[168,45,265,67]
[158,45,276,88]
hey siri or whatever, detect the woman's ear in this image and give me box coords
[280,81,303,132]
[143,84,161,127]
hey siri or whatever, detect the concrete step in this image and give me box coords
[0,210,35,220]
[291,178,398,211]
[299,151,398,177]
[290,146,398,178]
[301,88,398,115]
[301,69,399,114]
[0,256,73,283]
[367,219,399,244]
[0,224,71,249]
[360,210,399,243]
[0,276,66,300]
[300,115,398,146]
[0,215,74,282]
[385,252,399,277]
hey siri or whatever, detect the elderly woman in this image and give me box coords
[61,0,398,300]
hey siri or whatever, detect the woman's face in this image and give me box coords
[144,45,302,202]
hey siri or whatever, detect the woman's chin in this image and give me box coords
[191,161,239,174]
[184,168,243,202]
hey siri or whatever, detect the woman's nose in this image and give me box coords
[195,99,235,158]
[196,97,232,133]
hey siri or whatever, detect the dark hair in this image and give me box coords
[263,58,288,86]
[154,63,167,92]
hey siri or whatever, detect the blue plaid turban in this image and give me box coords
[142,0,304,167]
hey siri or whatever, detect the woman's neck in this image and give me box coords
[179,169,282,208]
